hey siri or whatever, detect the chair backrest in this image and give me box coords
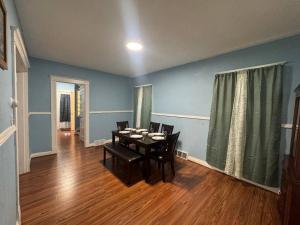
[161,124,174,135]
[116,121,129,131]
[166,132,180,155]
[149,122,160,132]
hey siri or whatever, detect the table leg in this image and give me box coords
[103,149,106,164]
[112,132,115,145]
[144,146,151,182]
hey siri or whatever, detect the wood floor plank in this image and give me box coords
[19,132,281,225]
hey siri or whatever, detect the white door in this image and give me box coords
[79,85,85,142]
[16,72,29,174]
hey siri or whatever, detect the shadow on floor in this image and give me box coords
[100,156,207,189]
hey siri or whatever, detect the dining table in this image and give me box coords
[112,130,166,182]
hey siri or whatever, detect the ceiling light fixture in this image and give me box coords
[126,42,143,51]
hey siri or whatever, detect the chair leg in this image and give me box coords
[103,149,106,164]
[162,162,165,182]
[171,159,175,176]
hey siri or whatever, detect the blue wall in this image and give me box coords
[28,57,133,153]
[133,34,300,161]
[0,1,22,224]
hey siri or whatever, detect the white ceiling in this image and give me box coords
[15,0,300,77]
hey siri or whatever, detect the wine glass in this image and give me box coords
[163,130,168,139]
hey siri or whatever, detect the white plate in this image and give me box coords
[152,136,165,141]
[125,128,133,131]
[130,134,143,139]
[136,129,148,133]
[119,130,130,134]
[142,131,149,135]
[148,132,164,137]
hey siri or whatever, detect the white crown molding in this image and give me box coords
[29,112,51,117]
[90,110,133,114]
[187,155,279,194]
[0,125,16,147]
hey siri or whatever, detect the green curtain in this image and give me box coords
[133,87,139,127]
[133,86,152,128]
[206,73,237,170]
[243,65,283,187]
[206,65,283,187]
[140,86,152,129]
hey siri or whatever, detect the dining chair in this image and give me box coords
[116,121,129,131]
[116,121,130,147]
[149,122,160,132]
[161,124,174,135]
[150,132,180,182]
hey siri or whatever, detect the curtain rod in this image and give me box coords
[216,61,287,75]
[135,84,152,87]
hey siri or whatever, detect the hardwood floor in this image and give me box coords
[20,131,281,225]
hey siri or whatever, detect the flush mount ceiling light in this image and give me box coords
[126,42,143,51]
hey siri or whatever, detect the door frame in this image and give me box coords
[50,76,90,152]
[11,26,30,225]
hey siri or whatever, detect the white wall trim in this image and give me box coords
[135,84,152,87]
[0,125,16,146]
[152,112,293,129]
[11,26,30,225]
[152,112,210,120]
[87,138,113,147]
[51,75,90,151]
[188,155,279,194]
[281,124,293,129]
[11,27,30,69]
[30,151,57,159]
[90,110,133,114]
[29,112,51,116]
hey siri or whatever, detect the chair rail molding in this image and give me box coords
[152,112,210,120]
[0,125,16,146]
[29,112,51,117]
[90,110,133,114]
[152,112,292,128]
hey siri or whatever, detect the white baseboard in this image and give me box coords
[187,156,279,194]
[89,139,114,147]
[30,151,57,159]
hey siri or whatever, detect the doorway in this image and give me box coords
[11,27,30,225]
[51,76,90,153]
[56,82,85,145]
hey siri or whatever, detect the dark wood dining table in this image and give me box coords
[112,130,166,182]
